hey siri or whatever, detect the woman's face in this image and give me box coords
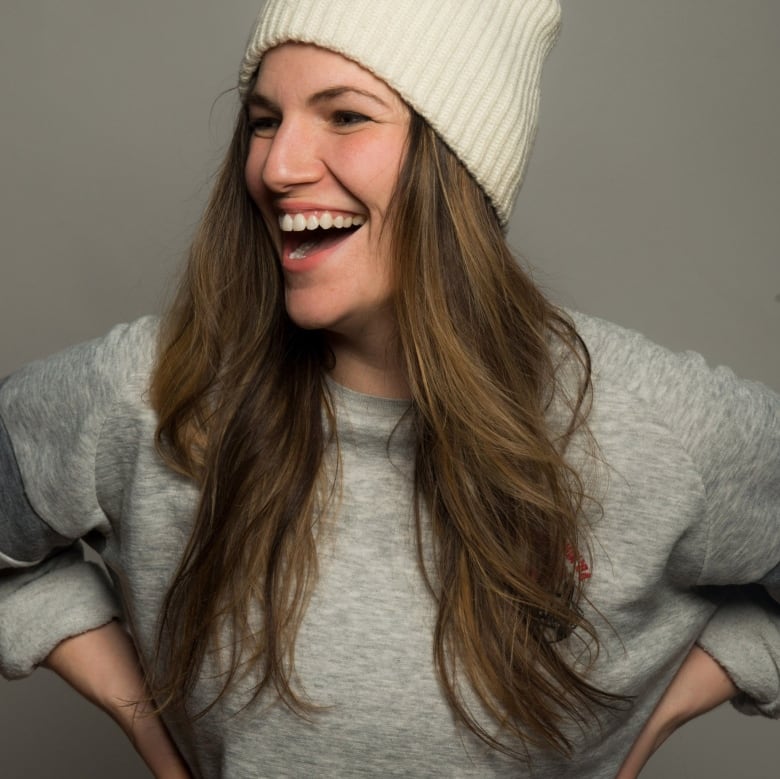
[245,43,410,342]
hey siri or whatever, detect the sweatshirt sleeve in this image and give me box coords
[697,591,780,717]
[0,318,158,678]
[577,312,780,716]
[691,362,780,716]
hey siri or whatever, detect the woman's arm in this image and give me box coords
[615,645,737,779]
[43,621,192,779]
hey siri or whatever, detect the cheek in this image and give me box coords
[244,144,269,204]
[334,139,404,211]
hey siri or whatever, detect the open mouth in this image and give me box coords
[279,211,366,261]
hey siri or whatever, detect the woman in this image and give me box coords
[1,1,778,777]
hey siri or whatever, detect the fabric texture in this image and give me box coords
[239,0,561,227]
[0,314,779,777]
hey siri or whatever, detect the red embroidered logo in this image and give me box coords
[565,543,592,580]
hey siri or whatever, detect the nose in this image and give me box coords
[259,118,325,193]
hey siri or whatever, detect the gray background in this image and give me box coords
[0,1,777,776]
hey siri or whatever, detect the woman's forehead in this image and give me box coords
[254,42,400,103]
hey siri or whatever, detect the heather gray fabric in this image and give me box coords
[0,314,778,777]
[0,411,71,564]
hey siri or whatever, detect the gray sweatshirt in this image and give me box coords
[0,313,778,777]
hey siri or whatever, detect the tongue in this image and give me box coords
[286,227,358,261]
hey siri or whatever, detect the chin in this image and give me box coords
[284,301,341,332]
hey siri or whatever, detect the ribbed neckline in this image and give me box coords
[325,376,412,420]
[325,377,413,450]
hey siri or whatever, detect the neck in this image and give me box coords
[326,330,410,399]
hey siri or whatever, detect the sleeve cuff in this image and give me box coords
[0,552,122,679]
[696,594,780,718]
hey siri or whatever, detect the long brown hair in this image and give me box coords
[149,99,618,757]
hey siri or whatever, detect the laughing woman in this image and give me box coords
[1,1,778,777]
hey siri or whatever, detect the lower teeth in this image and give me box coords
[290,240,319,260]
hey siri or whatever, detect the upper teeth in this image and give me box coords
[278,212,366,232]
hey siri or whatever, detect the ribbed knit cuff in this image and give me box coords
[697,597,780,718]
[0,553,122,679]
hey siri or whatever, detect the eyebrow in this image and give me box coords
[247,86,391,113]
[309,86,391,109]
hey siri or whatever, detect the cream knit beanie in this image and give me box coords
[239,0,561,226]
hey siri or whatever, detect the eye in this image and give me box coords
[248,115,279,137]
[332,111,371,128]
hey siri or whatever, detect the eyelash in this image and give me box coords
[247,111,371,137]
[248,117,279,137]
[331,111,370,127]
